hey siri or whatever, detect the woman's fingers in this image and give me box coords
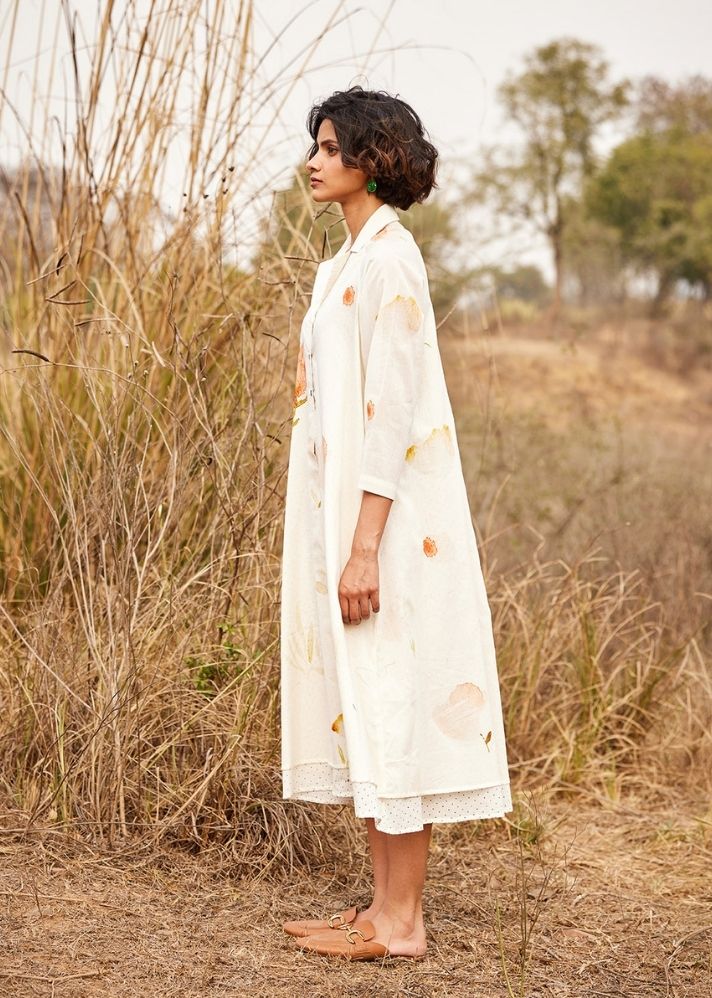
[338,590,379,624]
[337,551,380,624]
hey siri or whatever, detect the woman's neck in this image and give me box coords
[341,194,386,244]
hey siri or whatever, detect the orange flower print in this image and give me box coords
[331,713,344,733]
[423,536,438,557]
[366,400,375,420]
[342,285,356,306]
[293,343,307,409]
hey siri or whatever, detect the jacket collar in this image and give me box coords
[340,203,400,255]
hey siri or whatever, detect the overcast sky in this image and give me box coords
[255,0,712,156]
[2,0,711,272]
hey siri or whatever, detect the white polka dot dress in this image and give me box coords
[280,203,513,835]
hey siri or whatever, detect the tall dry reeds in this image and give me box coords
[0,0,312,861]
[0,1,709,875]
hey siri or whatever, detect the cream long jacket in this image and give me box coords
[280,202,512,830]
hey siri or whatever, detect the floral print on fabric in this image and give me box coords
[280,203,512,834]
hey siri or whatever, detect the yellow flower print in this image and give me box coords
[422,536,438,557]
[331,713,344,733]
[405,424,453,462]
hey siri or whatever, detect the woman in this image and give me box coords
[280,86,512,962]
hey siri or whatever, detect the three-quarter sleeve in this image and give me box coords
[356,250,427,500]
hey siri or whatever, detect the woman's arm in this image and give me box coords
[339,245,427,625]
[339,491,392,625]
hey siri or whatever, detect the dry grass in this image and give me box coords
[2,794,711,997]
[1,3,711,995]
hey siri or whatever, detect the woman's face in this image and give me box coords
[306,118,368,205]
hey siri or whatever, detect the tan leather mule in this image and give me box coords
[296,919,427,961]
[282,905,358,938]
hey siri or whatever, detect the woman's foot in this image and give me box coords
[297,917,427,961]
[300,905,427,958]
[367,908,427,958]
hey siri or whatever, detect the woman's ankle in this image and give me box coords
[357,897,385,919]
[375,902,425,934]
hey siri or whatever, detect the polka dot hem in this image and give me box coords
[283,761,513,835]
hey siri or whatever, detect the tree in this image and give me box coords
[470,38,628,318]
[486,264,550,305]
[586,124,712,308]
[560,196,626,306]
[635,74,712,136]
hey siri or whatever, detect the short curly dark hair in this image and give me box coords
[306,86,438,210]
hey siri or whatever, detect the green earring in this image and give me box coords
[366,179,377,193]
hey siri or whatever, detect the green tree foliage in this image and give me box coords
[560,196,626,306]
[586,78,712,308]
[486,264,550,305]
[471,37,628,316]
[635,74,712,135]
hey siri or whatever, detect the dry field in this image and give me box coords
[2,794,710,997]
[2,319,711,998]
[2,4,710,994]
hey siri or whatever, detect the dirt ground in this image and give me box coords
[2,793,711,998]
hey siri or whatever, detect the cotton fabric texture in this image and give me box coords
[280,202,513,834]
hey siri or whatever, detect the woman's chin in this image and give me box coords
[310,187,330,202]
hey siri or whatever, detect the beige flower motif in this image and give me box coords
[372,222,397,241]
[433,683,487,741]
[385,294,422,332]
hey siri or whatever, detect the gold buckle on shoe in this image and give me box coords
[327,912,346,928]
[344,927,366,945]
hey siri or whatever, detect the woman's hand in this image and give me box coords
[340,489,392,624]
[338,550,380,624]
